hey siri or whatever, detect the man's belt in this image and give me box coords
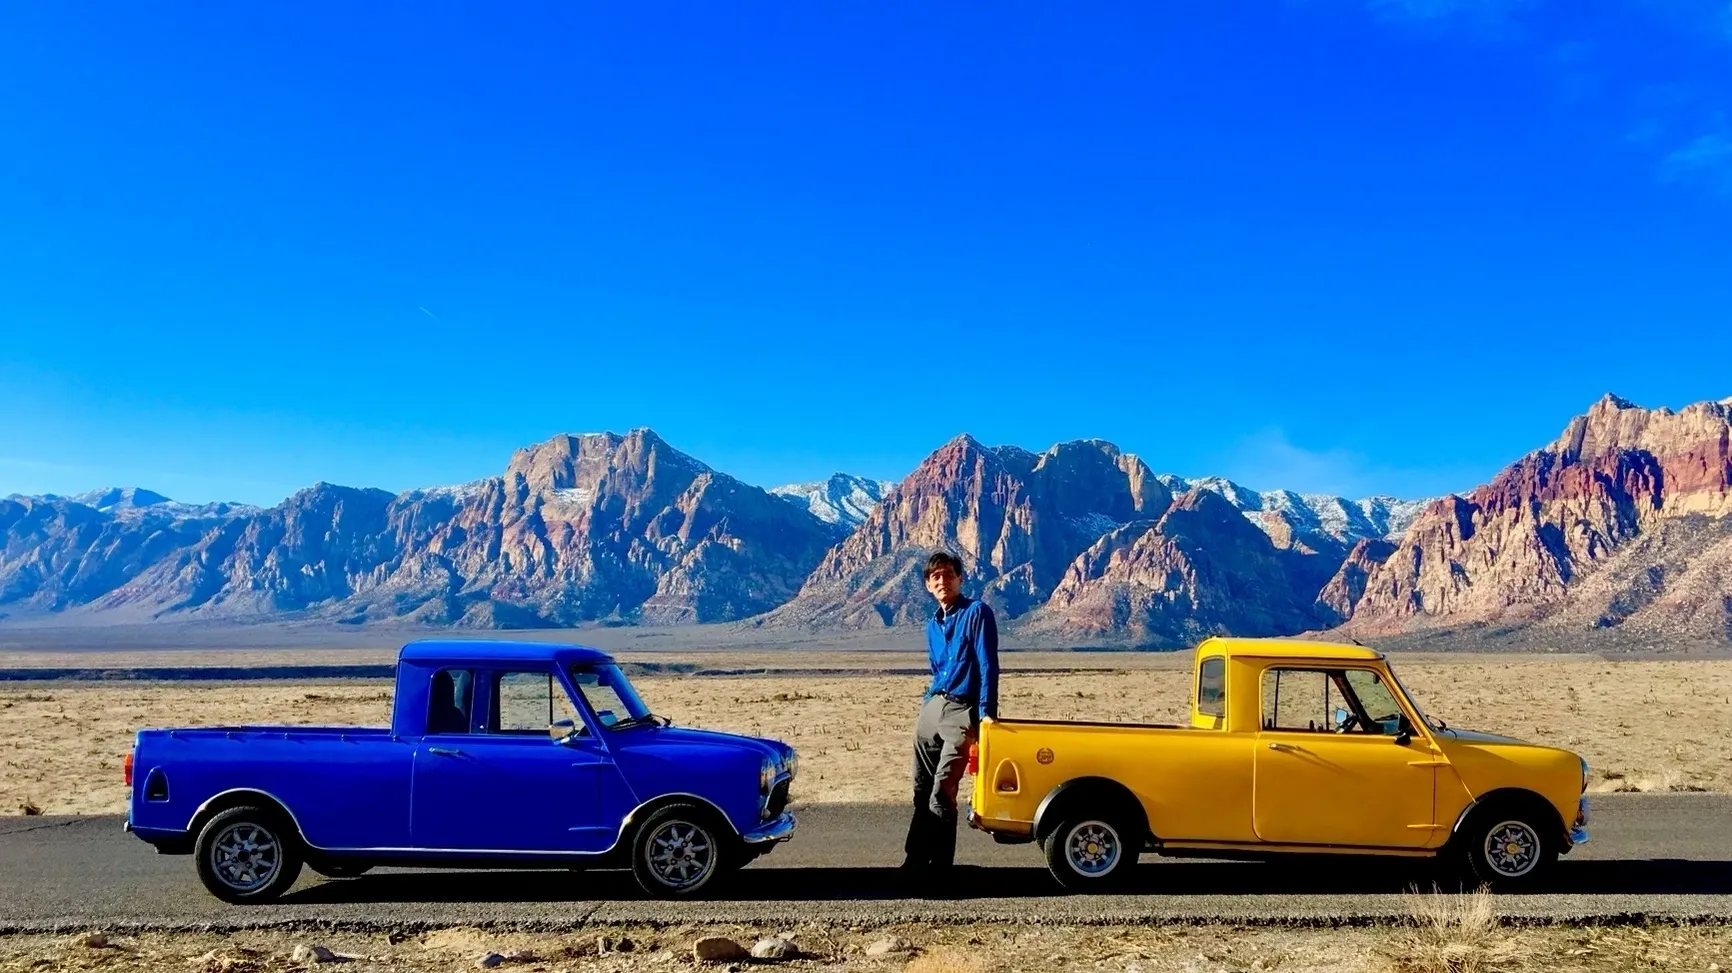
[940,693,976,707]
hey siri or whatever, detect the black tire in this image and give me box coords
[629,803,732,898]
[1042,814,1140,891]
[308,859,373,879]
[1454,805,1558,890]
[192,805,304,904]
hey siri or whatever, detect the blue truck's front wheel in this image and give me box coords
[193,805,305,904]
[630,803,733,898]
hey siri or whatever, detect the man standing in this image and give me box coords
[902,550,999,874]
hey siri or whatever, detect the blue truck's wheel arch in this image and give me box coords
[617,793,738,841]
[186,788,306,846]
[1032,777,1152,848]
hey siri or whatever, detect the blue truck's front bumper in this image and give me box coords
[743,811,795,844]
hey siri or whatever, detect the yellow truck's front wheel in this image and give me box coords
[1042,815,1138,891]
[1452,800,1560,890]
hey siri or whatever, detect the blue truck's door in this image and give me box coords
[409,667,636,855]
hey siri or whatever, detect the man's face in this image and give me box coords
[926,565,962,605]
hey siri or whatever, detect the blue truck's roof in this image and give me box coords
[397,639,615,666]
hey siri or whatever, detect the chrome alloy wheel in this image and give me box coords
[1482,820,1541,878]
[645,820,716,889]
[209,822,281,892]
[1063,820,1121,876]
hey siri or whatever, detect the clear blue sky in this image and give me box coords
[3,1,1730,508]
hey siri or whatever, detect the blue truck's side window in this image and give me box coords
[427,667,474,734]
[490,670,582,735]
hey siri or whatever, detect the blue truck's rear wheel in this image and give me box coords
[193,806,304,904]
[630,803,728,898]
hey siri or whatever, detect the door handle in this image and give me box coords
[1268,742,1301,752]
[428,746,462,756]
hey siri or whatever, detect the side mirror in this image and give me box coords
[550,718,579,743]
[1394,719,1413,746]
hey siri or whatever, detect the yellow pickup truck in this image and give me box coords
[966,637,1589,891]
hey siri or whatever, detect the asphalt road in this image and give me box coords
[3,795,1729,932]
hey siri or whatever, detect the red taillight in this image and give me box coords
[124,751,134,787]
[966,742,978,775]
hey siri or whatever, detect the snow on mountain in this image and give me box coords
[22,486,259,521]
[770,473,895,529]
[1156,475,1429,544]
[400,478,493,505]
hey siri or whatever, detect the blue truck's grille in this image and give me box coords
[765,779,790,817]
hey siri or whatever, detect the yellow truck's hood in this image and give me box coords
[1434,726,1528,746]
[1432,725,1585,814]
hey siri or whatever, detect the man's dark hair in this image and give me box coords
[924,551,964,579]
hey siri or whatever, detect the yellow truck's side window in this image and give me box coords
[1261,667,1407,735]
[1197,656,1225,719]
[1261,668,1342,732]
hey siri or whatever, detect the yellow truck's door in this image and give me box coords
[1250,665,1437,849]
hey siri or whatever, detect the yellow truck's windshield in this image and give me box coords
[1385,662,1444,730]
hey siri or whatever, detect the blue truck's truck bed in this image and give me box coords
[125,639,798,902]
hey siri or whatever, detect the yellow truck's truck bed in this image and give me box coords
[967,637,1588,891]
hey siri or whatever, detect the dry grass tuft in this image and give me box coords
[1380,886,1523,973]
[18,798,41,816]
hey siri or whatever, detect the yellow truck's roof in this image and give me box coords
[1196,636,1384,661]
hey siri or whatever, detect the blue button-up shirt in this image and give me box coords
[924,595,999,721]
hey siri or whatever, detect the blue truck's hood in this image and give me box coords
[613,724,792,761]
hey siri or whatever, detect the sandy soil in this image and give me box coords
[1,894,1728,972]
[4,658,1730,816]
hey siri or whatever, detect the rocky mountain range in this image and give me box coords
[757,436,1434,644]
[1332,393,1732,650]
[4,392,1729,650]
[3,431,838,628]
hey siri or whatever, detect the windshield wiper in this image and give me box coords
[607,714,666,731]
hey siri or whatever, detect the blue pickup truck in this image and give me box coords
[124,640,799,903]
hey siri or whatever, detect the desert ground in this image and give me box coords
[4,654,1730,816]
[1,890,1728,973]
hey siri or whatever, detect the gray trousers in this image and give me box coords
[903,694,978,866]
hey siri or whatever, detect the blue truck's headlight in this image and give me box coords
[760,757,775,792]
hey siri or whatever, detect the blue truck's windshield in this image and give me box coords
[569,664,655,729]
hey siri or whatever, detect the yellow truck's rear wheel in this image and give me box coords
[1042,815,1138,891]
